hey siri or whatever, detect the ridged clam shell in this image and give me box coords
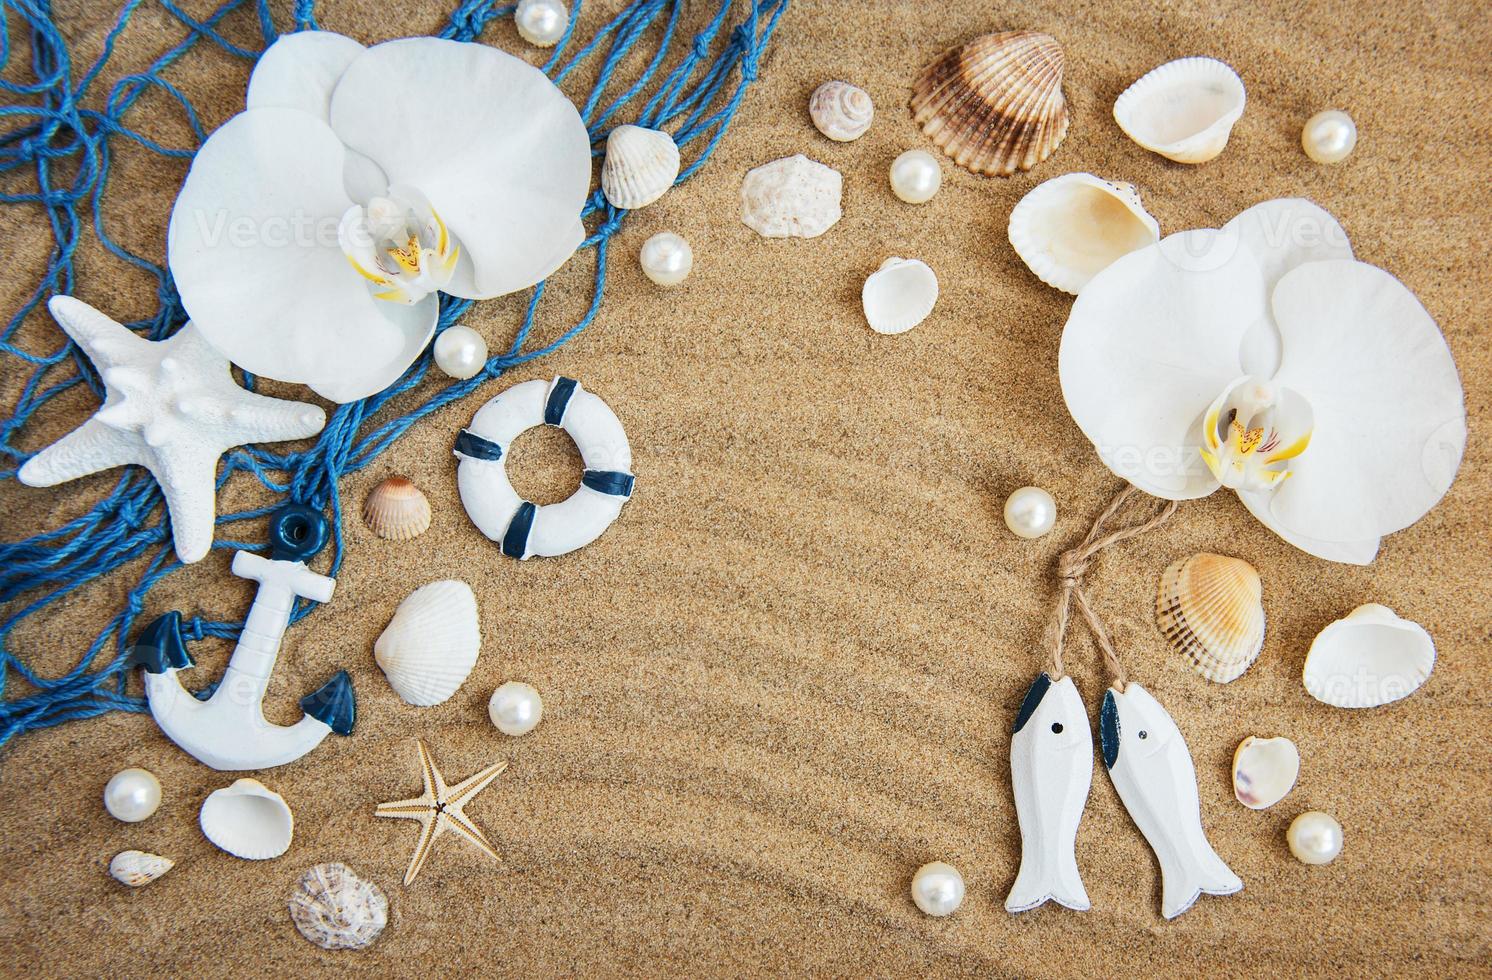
[109,849,174,887]
[862,257,938,335]
[600,125,679,210]
[1303,604,1435,708]
[199,778,294,860]
[1155,552,1265,683]
[809,80,874,141]
[909,30,1069,176]
[1231,735,1299,810]
[739,154,843,239]
[374,579,481,707]
[288,862,388,951]
[1007,172,1161,295]
[362,476,431,541]
[1113,57,1246,164]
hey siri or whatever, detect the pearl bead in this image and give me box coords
[910,861,965,916]
[1287,810,1343,865]
[515,0,568,48]
[639,232,693,287]
[890,149,941,204]
[433,325,488,381]
[1302,110,1357,164]
[1003,486,1057,539]
[104,768,162,823]
[489,681,544,736]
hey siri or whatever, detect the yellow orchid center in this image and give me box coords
[338,187,460,305]
[1199,377,1314,492]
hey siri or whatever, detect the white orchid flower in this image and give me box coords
[1059,199,1466,564]
[167,31,592,403]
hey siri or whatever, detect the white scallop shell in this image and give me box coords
[600,125,679,210]
[374,579,481,707]
[109,849,174,887]
[739,154,842,239]
[288,862,389,951]
[809,80,873,141]
[1303,603,1435,708]
[862,257,938,335]
[1008,172,1161,295]
[199,778,293,860]
[1231,735,1299,810]
[1113,57,1246,164]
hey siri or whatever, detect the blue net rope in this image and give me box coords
[0,0,789,745]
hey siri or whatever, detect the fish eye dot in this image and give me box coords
[1138,731,1148,739]
[1051,722,1063,734]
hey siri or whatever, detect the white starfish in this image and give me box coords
[17,296,326,563]
[375,739,508,886]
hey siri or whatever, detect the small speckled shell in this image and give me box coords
[362,476,432,541]
[809,80,874,141]
[288,863,388,951]
[109,850,174,887]
[739,155,842,239]
[1155,552,1265,683]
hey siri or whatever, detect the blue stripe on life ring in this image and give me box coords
[502,501,537,558]
[454,428,504,461]
[582,469,635,497]
[544,377,579,426]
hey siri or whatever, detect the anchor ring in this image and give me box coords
[453,376,635,559]
[270,503,330,561]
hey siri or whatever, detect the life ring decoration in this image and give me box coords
[454,377,635,559]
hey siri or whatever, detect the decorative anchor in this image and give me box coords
[127,504,355,771]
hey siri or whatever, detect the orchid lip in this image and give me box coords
[338,186,460,305]
[1200,375,1313,492]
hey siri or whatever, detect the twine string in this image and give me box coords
[1041,485,1178,688]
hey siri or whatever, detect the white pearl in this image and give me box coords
[890,149,941,204]
[1287,810,1343,865]
[639,232,693,287]
[489,681,544,736]
[104,768,162,823]
[515,0,568,47]
[910,861,965,916]
[1003,486,1057,539]
[1302,110,1357,164]
[433,325,488,381]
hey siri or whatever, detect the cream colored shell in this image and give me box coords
[109,850,175,887]
[861,257,938,335]
[600,125,680,210]
[809,80,874,141]
[1113,57,1246,164]
[362,476,431,541]
[739,154,842,239]
[1302,603,1435,708]
[374,579,481,707]
[1155,552,1265,683]
[1231,735,1299,810]
[288,862,389,951]
[199,778,294,860]
[1008,172,1161,295]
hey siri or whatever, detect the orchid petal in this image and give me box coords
[246,30,365,123]
[167,107,436,403]
[1264,259,1466,542]
[1223,199,1354,377]
[328,38,592,299]
[1237,489,1380,565]
[1059,228,1267,500]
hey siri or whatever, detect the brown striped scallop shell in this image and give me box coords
[1155,552,1265,683]
[909,30,1069,176]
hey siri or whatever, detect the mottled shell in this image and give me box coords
[1155,552,1265,683]
[374,579,481,706]
[109,849,174,887]
[1302,604,1435,708]
[362,476,431,541]
[809,80,874,141]
[910,31,1069,176]
[739,154,842,239]
[1231,735,1299,810]
[600,125,679,210]
[288,862,388,951]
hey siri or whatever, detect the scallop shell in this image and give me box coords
[1113,57,1246,164]
[809,80,874,142]
[1007,172,1161,295]
[1231,735,1299,810]
[288,862,389,951]
[600,125,679,210]
[1302,604,1435,708]
[909,30,1069,176]
[109,849,174,887]
[1155,552,1265,683]
[362,476,431,541]
[862,257,938,335]
[739,154,842,239]
[374,579,481,707]
[199,778,294,860]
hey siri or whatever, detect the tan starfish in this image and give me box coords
[375,739,508,885]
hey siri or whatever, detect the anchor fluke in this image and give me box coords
[300,670,357,736]
[126,612,193,673]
